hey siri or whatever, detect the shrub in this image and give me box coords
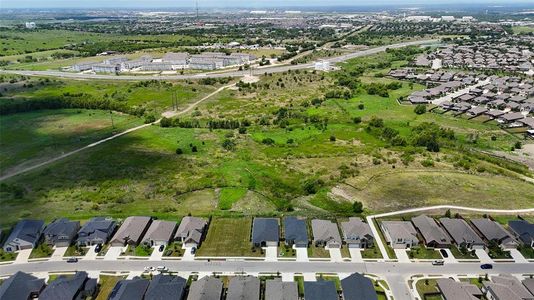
[414,104,427,115]
[175,148,183,155]
[353,116,362,124]
[262,137,275,145]
[369,116,384,128]
[222,139,236,151]
[329,135,336,142]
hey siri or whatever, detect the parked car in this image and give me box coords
[480,264,493,270]
[191,247,197,255]
[66,258,78,263]
[144,266,155,272]
[95,244,102,253]
[440,249,448,258]
[156,266,168,272]
[159,245,165,252]
[432,260,444,266]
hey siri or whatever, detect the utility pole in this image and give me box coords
[196,0,199,20]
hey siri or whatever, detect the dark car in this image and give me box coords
[95,244,102,253]
[191,247,197,255]
[159,245,165,252]
[480,264,493,270]
[440,249,448,258]
[67,257,78,263]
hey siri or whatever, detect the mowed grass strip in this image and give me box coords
[218,187,247,210]
[197,217,262,257]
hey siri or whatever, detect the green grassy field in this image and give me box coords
[196,217,262,257]
[95,275,126,300]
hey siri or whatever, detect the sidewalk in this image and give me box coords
[365,216,389,260]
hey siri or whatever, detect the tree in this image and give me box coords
[191,146,198,152]
[353,116,362,124]
[352,201,363,213]
[369,117,384,128]
[444,209,451,218]
[414,104,427,115]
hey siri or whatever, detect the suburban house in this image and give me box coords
[304,280,338,300]
[411,215,451,248]
[42,218,80,247]
[174,216,207,247]
[436,278,482,300]
[311,219,342,248]
[110,216,152,247]
[2,219,45,252]
[380,221,419,249]
[39,271,97,300]
[439,218,485,250]
[470,218,518,249]
[109,278,150,300]
[482,275,534,300]
[226,276,260,300]
[341,273,378,300]
[76,217,117,247]
[252,218,279,247]
[283,217,308,248]
[144,275,186,300]
[142,220,177,247]
[265,278,298,300]
[340,218,374,248]
[0,271,45,300]
[524,279,534,296]
[187,276,223,300]
[508,220,534,247]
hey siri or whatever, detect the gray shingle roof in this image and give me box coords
[311,220,341,247]
[265,278,298,300]
[470,219,515,244]
[252,218,279,245]
[380,221,418,244]
[174,217,207,244]
[439,218,484,247]
[0,271,45,300]
[304,280,338,300]
[109,278,150,300]
[39,271,93,300]
[340,218,374,245]
[110,216,152,246]
[508,220,534,246]
[411,215,451,246]
[226,276,260,300]
[283,217,308,247]
[490,274,533,299]
[142,220,177,245]
[145,275,186,300]
[43,218,80,245]
[3,220,44,250]
[187,276,223,300]
[341,273,377,300]
[436,278,480,300]
[76,217,116,245]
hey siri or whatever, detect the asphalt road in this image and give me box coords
[1,259,531,299]
[0,39,440,81]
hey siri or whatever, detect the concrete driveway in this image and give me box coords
[295,247,309,262]
[83,245,99,261]
[265,246,278,262]
[328,248,343,262]
[14,249,33,264]
[509,249,528,263]
[281,273,294,282]
[349,248,363,262]
[394,249,411,263]
[182,246,195,261]
[475,249,493,264]
[104,246,124,261]
[50,247,68,261]
[303,273,316,281]
[149,246,164,261]
[441,249,457,263]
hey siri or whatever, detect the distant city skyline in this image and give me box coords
[1,0,533,8]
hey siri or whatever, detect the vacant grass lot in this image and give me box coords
[0,109,141,174]
[197,217,262,257]
[95,275,126,300]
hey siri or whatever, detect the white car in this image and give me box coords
[156,266,168,272]
[144,266,155,272]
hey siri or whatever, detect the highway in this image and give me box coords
[0,39,440,81]
[0,259,531,299]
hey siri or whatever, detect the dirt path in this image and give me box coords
[0,84,234,182]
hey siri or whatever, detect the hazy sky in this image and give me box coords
[1,0,532,8]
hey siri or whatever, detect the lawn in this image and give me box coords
[415,279,441,299]
[408,245,442,260]
[218,187,247,210]
[0,249,17,262]
[123,244,153,257]
[196,217,262,257]
[95,275,125,300]
[449,246,477,260]
[518,245,534,259]
[64,245,88,257]
[278,244,296,258]
[307,245,330,258]
[164,242,184,257]
[361,246,383,259]
[29,243,54,259]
